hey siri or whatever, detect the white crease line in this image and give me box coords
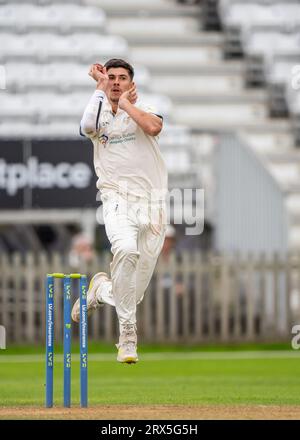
[0,351,299,363]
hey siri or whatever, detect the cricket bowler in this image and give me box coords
[71,59,168,363]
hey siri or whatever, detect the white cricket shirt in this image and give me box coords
[89,94,168,202]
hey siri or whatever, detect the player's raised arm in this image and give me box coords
[80,64,109,138]
[119,84,163,137]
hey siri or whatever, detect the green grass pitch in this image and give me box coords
[0,342,300,407]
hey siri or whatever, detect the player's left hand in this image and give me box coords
[119,83,138,109]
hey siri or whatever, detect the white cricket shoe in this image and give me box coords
[116,324,138,364]
[71,272,109,323]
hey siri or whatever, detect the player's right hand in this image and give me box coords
[89,63,109,92]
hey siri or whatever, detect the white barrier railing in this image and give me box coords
[0,251,299,344]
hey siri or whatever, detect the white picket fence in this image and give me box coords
[0,251,299,344]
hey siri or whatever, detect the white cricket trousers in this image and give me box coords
[97,191,166,332]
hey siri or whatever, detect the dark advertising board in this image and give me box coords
[0,139,97,209]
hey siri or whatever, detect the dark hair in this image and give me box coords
[104,58,134,80]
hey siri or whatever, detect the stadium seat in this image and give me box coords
[160,148,191,173]
[0,120,81,138]
[286,88,300,115]
[239,131,294,155]
[288,225,300,248]
[173,100,267,128]
[286,194,300,215]
[0,3,106,33]
[219,1,300,29]
[107,16,200,37]
[266,56,300,85]
[268,163,300,187]
[0,90,172,126]
[0,94,37,120]
[5,62,150,92]
[0,33,129,62]
[159,124,192,146]
[5,62,42,92]
[243,29,300,59]
[151,72,243,96]
[86,0,192,13]
[137,92,173,119]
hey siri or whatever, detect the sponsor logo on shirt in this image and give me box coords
[109,133,136,145]
[99,134,109,147]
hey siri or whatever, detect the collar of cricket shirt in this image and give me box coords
[103,97,125,118]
